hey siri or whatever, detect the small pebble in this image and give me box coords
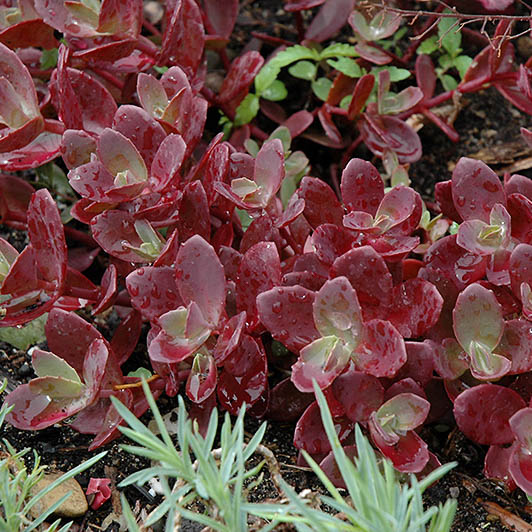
[18,362,31,377]
[449,486,460,498]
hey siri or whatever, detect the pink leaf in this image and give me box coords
[484,444,518,491]
[452,158,505,222]
[291,336,351,392]
[305,0,354,42]
[257,286,319,353]
[203,0,238,39]
[454,384,526,445]
[86,478,111,510]
[354,319,406,377]
[176,235,225,327]
[299,176,343,229]
[294,401,353,454]
[341,157,384,215]
[150,133,186,192]
[236,242,281,327]
[387,279,443,338]
[126,266,182,322]
[186,353,217,403]
[332,365,384,423]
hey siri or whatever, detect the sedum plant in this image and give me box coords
[0,380,106,532]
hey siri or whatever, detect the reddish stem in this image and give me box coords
[294,11,305,42]
[142,20,162,38]
[251,32,295,47]
[44,119,65,135]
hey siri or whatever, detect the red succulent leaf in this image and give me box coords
[59,66,117,135]
[509,445,532,495]
[415,54,436,99]
[91,264,117,315]
[27,189,67,284]
[498,319,532,374]
[174,181,210,243]
[126,266,182,322]
[420,235,488,292]
[453,283,504,354]
[0,19,57,49]
[149,303,211,364]
[484,443,518,491]
[186,353,217,403]
[395,341,435,387]
[291,336,351,392]
[0,130,62,172]
[313,277,363,344]
[372,427,429,473]
[374,392,430,434]
[435,180,462,223]
[108,310,142,366]
[348,74,375,120]
[0,175,34,224]
[176,235,225,327]
[202,0,238,39]
[454,384,526,445]
[236,242,281,328]
[387,278,443,338]
[451,158,505,223]
[46,308,105,373]
[112,105,167,171]
[294,401,353,455]
[86,478,111,510]
[91,210,145,263]
[509,243,532,306]
[285,0,326,10]
[341,158,384,215]
[354,319,407,377]
[149,133,186,192]
[213,311,246,365]
[218,51,264,109]
[217,335,268,415]
[331,246,393,312]
[510,407,532,451]
[358,113,422,164]
[505,173,532,200]
[267,378,313,422]
[318,445,358,489]
[332,364,384,423]
[159,0,204,76]
[385,378,426,402]
[61,130,96,170]
[507,193,532,244]
[349,8,402,42]
[309,223,355,265]
[257,285,319,353]
[430,338,469,380]
[298,176,344,229]
[5,338,108,430]
[305,0,354,42]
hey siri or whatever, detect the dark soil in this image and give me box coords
[1,1,532,531]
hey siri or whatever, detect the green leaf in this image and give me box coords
[40,48,58,70]
[339,94,352,109]
[255,45,319,94]
[36,162,75,199]
[261,80,287,101]
[417,36,438,55]
[288,60,317,81]
[0,314,47,350]
[320,43,358,59]
[268,126,292,153]
[372,66,411,82]
[441,73,458,91]
[236,208,253,231]
[234,93,259,126]
[327,57,363,78]
[153,65,169,74]
[438,14,461,58]
[453,55,473,78]
[311,77,332,101]
[127,367,152,379]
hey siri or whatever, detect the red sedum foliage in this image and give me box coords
[0,0,531,495]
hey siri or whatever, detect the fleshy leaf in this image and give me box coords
[454,384,526,445]
[453,283,504,355]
